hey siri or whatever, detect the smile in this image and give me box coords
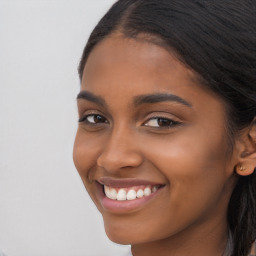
[104,184,162,201]
[96,178,166,213]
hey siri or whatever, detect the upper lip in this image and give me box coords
[97,177,164,188]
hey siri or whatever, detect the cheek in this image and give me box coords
[141,127,230,209]
[73,129,101,177]
[143,127,228,173]
[73,130,104,208]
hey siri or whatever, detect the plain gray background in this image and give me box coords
[0,0,129,255]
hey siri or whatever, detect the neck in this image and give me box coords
[131,220,229,256]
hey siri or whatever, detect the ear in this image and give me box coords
[235,117,256,176]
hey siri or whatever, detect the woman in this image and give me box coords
[73,1,256,255]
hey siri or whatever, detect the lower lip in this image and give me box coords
[96,183,165,214]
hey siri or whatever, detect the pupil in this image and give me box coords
[158,118,171,126]
[94,115,104,123]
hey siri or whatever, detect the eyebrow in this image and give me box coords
[77,91,192,108]
[134,93,192,107]
[77,91,106,107]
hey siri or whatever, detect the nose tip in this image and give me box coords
[96,140,143,173]
[97,151,143,172]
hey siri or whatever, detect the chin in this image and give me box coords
[103,218,159,245]
[104,226,133,244]
[103,220,143,245]
[105,231,132,245]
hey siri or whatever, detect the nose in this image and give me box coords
[97,127,143,173]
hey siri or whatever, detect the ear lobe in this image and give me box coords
[235,163,255,176]
[235,117,256,176]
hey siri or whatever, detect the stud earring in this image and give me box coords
[238,164,246,172]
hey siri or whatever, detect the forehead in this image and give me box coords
[81,33,221,110]
[82,34,195,88]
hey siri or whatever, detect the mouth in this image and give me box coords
[96,178,166,213]
[104,184,163,201]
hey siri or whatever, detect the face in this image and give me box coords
[73,34,238,245]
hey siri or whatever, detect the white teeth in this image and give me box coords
[104,184,161,201]
[117,189,127,201]
[109,188,117,200]
[136,189,144,198]
[104,186,110,197]
[144,187,152,196]
[127,190,137,200]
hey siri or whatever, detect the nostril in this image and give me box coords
[97,151,143,173]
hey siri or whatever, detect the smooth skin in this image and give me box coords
[73,33,255,256]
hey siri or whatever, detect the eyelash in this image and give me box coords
[78,114,108,124]
[143,116,181,128]
[79,113,181,129]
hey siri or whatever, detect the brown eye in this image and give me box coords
[79,114,108,124]
[87,114,107,124]
[144,117,176,128]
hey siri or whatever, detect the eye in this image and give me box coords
[144,117,178,128]
[79,114,108,124]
